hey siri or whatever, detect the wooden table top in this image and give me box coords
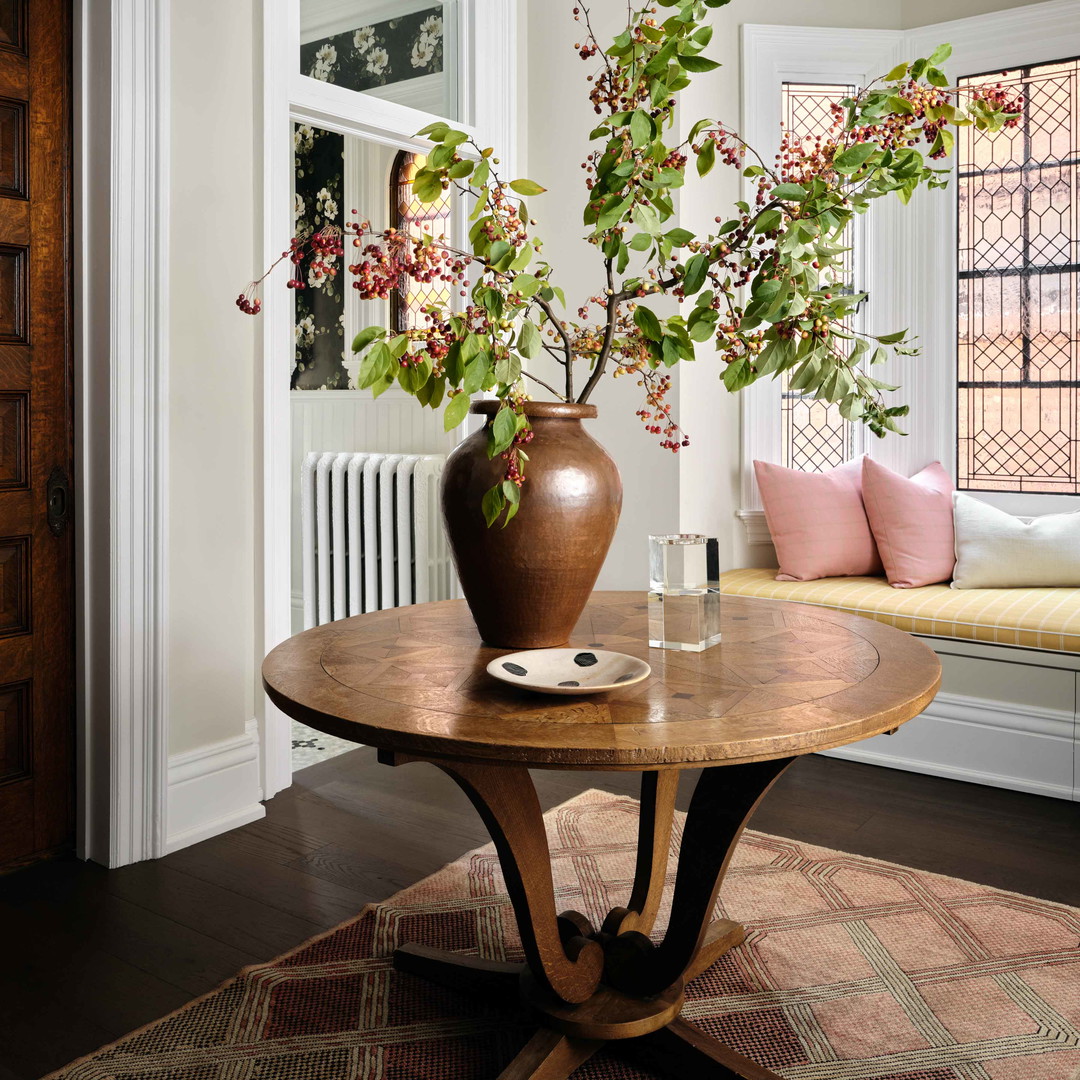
[262,592,941,771]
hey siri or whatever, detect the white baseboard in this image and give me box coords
[820,691,1077,802]
[166,718,266,854]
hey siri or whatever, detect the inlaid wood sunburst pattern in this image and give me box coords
[320,598,879,725]
[265,593,941,771]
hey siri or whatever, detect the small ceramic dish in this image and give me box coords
[487,648,651,695]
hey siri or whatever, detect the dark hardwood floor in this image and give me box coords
[1,750,1077,1080]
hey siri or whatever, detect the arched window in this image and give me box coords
[390,149,453,332]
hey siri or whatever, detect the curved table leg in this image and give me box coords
[603,757,795,998]
[602,770,680,938]
[381,751,604,1006]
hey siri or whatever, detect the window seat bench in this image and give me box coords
[719,568,1080,802]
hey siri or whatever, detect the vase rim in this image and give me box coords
[470,400,598,420]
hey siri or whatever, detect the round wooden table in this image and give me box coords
[263,592,941,1080]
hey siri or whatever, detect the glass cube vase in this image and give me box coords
[648,534,721,653]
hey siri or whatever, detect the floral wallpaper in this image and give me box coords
[293,7,446,391]
[293,123,346,390]
[300,7,444,95]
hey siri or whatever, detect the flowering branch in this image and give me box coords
[239,0,1022,527]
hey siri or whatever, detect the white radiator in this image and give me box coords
[300,451,456,628]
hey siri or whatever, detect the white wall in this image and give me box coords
[169,0,258,757]
[904,0,1049,25]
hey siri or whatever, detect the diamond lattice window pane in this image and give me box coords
[779,84,856,472]
[958,59,1080,494]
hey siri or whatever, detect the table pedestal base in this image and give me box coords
[380,751,794,1080]
[394,936,782,1079]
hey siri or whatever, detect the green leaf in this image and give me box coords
[755,208,783,234]
[494,353,522,384]
[509,179,546,196]
[462,352,488,395]
[448,160,474,179]
[679,54,720,72]
[416,121,450,141]
[630,109,654,146]
[697,138,716,176]
[517,321,541,359]
[597,193,632,232]
[473,159,490,187]
[632,203,662,236]
[629,231,653,252]
[482,483,506,528]
[928,43,953,67]
[665,227,694,246]
[443,129,469,147]
[490,407,518,456]
[443,392,471,431]
[722,358,753,392]
[351,326,385,354]
[682,252,708,296]
[502,479,521,505]
[397,354,432,395]
[833,143,878,174]
[885,61,910,82]
[926,67,949,88]
[771,183,808,202]
[358,341,391,390]
[634,305,663,342]
[413,169,444,203]
[488,240,512,268]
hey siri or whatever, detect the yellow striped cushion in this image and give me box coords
[719,568,1080,653]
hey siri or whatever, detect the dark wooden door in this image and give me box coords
[0,0,75,870]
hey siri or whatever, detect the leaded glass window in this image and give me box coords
[780,83,857,472]
[958,58,1080,493]
[391,150,453,333]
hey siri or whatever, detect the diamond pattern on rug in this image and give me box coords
[46,790,1080,1080]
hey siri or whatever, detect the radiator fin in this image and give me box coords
[300,452,456,628]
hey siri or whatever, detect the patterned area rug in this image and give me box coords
[49,790,1080,1079]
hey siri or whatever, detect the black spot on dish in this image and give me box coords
[574,652,598,667]
[558,680,580,687]
[615,672,637,683]
[502,662,528,676]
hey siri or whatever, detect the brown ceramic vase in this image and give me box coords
[441,401,622,648]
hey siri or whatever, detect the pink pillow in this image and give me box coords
[861,458,955,588]
[755,458,882,581]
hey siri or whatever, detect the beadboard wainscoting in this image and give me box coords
[166,718,265,853]
[820,639,1079,801]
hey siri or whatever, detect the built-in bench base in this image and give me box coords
[818,636,1078,802]
[720,570,1079,803]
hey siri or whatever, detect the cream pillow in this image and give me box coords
[952,493,1080,589]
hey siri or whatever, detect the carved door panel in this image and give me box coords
[0,0,75,870]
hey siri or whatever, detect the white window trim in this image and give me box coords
[740,2,1080,542]
[739,26,904,541]
[260,0,517,799]
[76,0,171,865]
